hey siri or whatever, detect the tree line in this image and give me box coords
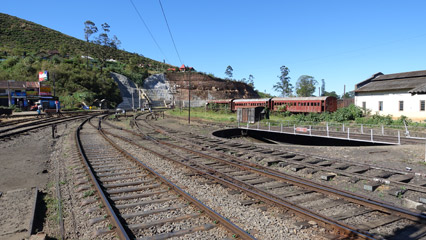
[223,64,353,99]
[273,65,353,98]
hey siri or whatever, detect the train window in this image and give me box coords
[421,100,425,111]
[379,101,383,111]
[399,101,404,111]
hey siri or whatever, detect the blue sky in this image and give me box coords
[2,0,426,96]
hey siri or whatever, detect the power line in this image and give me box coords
[129,0,170,64]
[158,0,183,65]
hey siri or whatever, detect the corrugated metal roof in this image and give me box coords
[355,70,426,93]
[0,81,39,89]
[272,96,331,101]
[409,83,426,94]
[0,81,27,89]
[233,98,270,103]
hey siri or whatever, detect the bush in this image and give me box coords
[355,113,393,125]
[332,104,363,122]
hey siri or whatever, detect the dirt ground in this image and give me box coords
[1,113,426,240]
[0,124,58,240]
[158,115,426,175]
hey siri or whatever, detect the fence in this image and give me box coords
[236,120,426,145]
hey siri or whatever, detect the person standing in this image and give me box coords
[37,104,42,117]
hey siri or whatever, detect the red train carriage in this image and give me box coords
[232,98,271,111]
[271,96,337,113]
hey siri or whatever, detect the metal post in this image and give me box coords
[371,129,373,142]
[381,125,384,135]
[52,124,55,139]
[294,124,296,134]
[361,124,364,134]
[268,122,271,131]
[247,121,249,129]
[238,120,240,128]
[131,89,134,111]
[309,125,312,136]
[188,73,191,125]
[280,122,283,132]
[7,80,11,107]
[342,123,345,132]
[257,121,260,129]
[347,128,350,139]
[326,122,329,137]
[398,131,401,145]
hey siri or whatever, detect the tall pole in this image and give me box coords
[131,89,134,111]
[7,80,11,107]
[188,72,191,124]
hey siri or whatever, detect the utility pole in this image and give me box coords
[188,72,191,124]
[7,80,11,107]
[131,88,134,111]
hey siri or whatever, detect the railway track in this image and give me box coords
[0,114,94,140]
[101,114,426,239]
[75,116,255,239]
[147,117,426,202]
[249,125,425,145]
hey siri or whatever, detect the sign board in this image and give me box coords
[26,90,38,96]
[295,127,308,133]
[40,85,52,96]
[39,71,48,82]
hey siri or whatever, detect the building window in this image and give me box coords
[379,101,383,111]
[362,102,366,110]
[421,100,425,111]
[399,101,404,111]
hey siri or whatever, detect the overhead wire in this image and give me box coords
[158,0,183,65]
[129,0,170,64]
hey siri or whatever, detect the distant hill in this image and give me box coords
[0,13,261,108]
[0,13,170,70]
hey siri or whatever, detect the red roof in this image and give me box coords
[179,64,186,69]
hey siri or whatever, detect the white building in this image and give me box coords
[354,70,426,121]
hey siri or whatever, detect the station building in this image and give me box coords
[354,70,426,121]
[0,81,47,109]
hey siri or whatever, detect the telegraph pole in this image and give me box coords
[188,72,191,124]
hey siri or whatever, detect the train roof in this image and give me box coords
[272,96,335,101]
[207,99,233,103]
[233,98,270,102]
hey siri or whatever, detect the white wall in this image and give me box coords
[355,91,426,121]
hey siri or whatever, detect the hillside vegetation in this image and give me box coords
[0,13,172,108]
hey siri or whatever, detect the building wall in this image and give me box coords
[355,91,426,121]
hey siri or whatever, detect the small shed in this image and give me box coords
[237,107,265,123]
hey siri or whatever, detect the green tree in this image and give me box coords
[83,20,98,67]
[248,74,254,87]
[342,91,355,98]
[93,23,121,72]
[296,75,318,97]
[273,65,293,97]
[225,65,233,79]
[323,90,339,98]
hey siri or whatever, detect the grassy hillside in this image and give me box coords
[0,13,169,69]
[0,13,173,108]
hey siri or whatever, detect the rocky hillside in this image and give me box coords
[165,72,259,100]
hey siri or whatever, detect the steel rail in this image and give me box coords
[102,128,374,239]
[75,117,131,240]
[0,115,92,139]
[96,125,256,240]
[136,121,426,221]
[149,127,426,222]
